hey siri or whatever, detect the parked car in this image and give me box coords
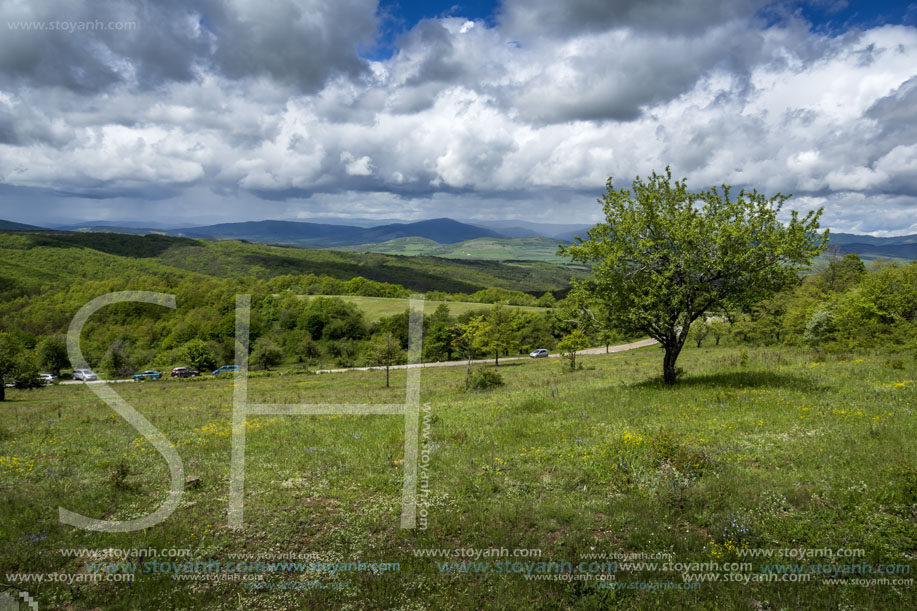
[38,373,58,385]
[170,366,200,378]
[212,365,239,375]
[529,348,549,358]
[72,369,98,381]
[133,370,163,381]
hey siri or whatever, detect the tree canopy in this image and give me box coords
[560,167,826,384]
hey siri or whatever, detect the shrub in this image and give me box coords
[804,310,834,349]
[468,368,504,391]
[101,340,134,377]
[179,338,216,372]
[251,338,282,371]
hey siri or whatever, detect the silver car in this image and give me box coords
[72,369,98,381]
[529,348,549,358]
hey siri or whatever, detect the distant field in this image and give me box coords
[1,344,914,608]
[301,294,549,321]
[339,236,578,263]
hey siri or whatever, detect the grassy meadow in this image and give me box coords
[299,294,548,322]
[1,343,915,609]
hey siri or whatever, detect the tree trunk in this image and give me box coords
[0,381,4,402]
[385,365,390,388]
[494,351,499,367]
[662,343,683,385]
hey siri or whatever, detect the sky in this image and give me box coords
[1,1,917,235]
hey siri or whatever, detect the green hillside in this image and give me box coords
[0,219,46,231]
[0,231,586,300]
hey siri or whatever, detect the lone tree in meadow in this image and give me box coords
[557,328,590,370]
[367,332,404,388]
[560,167,826,384]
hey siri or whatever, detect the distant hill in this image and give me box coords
[463,219,595,239]
[0,219,46,232]
[72,225,166,235]
[553,226,594,242]
[50,220,194,231]
[164,217,502,247]
[827,232,917,261]
[6,216,916,262]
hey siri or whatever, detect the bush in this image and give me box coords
[251,338,282,371]
[468,368,504,391]
[804,310,834,349]
[101,340,134,377]
[179,338,216,372]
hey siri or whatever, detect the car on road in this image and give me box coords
[170,367,200,378]
[72,369,98,381]
[133,370,163,381]
[529,349,549,358]
[38,373,58,385]
[212,365,239,375]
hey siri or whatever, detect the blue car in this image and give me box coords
[212,365,240,375]
[133,370,163,381]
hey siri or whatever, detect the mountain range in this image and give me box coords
[1,217,915,261]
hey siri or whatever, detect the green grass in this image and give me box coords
[1,344,915,609]
[301,294,548,322]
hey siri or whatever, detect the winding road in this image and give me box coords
[314,338,659,374]
[57,338,659,383]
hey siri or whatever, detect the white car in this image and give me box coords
[38,373,58,385]
[529,349,549,358]
[72,369,98,381]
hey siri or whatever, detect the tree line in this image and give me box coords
[0,271,588,395]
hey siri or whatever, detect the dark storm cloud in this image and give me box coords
[498,0,768,38]
[865,75,917,134]
[0,0,378,93]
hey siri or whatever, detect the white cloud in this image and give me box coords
[341,152,374,176]
[0,2,916,233]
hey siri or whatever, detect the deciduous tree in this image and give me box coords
[38,335,69,377]
[560,167,825,384]
[558,328,590,370]
[367,332,405,387]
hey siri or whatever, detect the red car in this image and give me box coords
[170,367,200,378]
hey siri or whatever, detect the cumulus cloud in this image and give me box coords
[1,1,916,233]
